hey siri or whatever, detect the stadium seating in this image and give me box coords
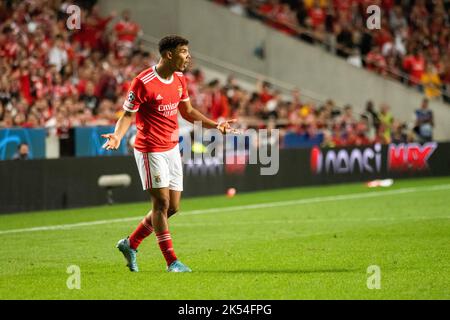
[0,0,436,152]
[214,0,450,103]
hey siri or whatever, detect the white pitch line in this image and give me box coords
[173,215,450,227]
[0,184,449,235]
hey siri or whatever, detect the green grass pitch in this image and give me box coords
[1,176,449,300]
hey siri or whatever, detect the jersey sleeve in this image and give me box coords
[123,78,146,112]
[179,75,190,102]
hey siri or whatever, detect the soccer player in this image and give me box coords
[101,35,237,272]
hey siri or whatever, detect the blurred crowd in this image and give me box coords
[186,71,434,146]
[0,0,151,137]
[215,0,450,102]
[0,0,436,150]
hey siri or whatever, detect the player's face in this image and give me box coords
[172,45,191,72]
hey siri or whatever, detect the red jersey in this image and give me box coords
[308,8,326,28]
[403,55,425,84]
[123,66,189,152]
[114,21,140,43]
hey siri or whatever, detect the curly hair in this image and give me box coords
[158,35,189,55]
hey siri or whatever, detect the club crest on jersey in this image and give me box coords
[155,175,161,183]
[128,91,136,103]
[178,86,183,98]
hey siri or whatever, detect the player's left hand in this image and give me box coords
[217,119,241,134]
[101,133,121,150]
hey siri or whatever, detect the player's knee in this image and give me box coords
[155,197,170,213]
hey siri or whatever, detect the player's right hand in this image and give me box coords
[101,133,121,150]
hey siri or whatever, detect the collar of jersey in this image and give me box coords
[153,65,174,84]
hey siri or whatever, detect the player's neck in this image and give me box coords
[154,62,174,80]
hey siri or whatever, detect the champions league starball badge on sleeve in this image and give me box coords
[128,91,136,103]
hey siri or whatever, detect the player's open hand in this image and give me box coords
[101,133,121,150]
[217,119,241,135]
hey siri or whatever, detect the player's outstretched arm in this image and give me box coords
[101,111,134,150]
[179,100,240,134]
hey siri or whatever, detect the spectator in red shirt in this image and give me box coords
[206,79,230,121]
[374,27,393,52]
[114,10,141,58]
[257,80,274,104]
[381,0,395,11]
[258,0,278,15]
[22,112,41,128]
[272,3,298,35]
[13,112,27,127]
[95,63,118,101]
[308,0,326,30]
[73,9,114,52]
[402,48,426,86]
[353,116,371,146]
[366,46,387,75]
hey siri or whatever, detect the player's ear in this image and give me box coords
[166,50,173,60]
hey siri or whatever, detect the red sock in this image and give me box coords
[129,218,153,250]
[156,231,177,266]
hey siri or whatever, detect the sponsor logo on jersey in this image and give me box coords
[157,102,179,112]
[157,102,179,117]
